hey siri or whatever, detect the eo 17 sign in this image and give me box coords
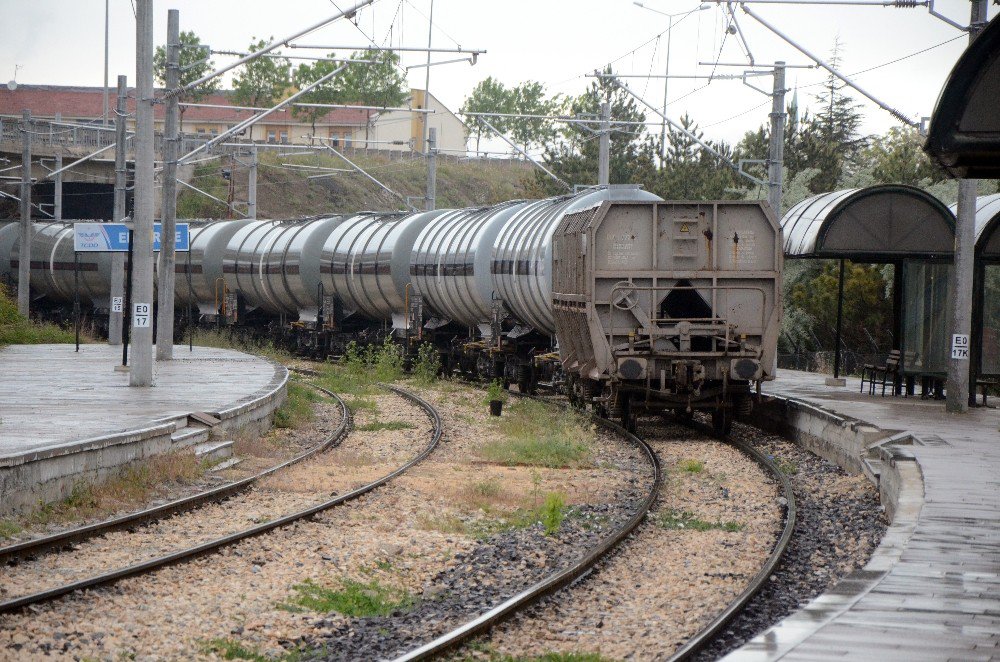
[951,334,969,360]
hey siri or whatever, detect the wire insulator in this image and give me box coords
[893,0,919,7]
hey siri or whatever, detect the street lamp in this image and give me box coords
[633,2,712,160]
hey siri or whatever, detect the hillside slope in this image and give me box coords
[178,150,536,219]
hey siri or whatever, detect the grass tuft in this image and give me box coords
[678,459,705,473]
[16,452,203,530]
[345,397,379,414]
[201,638,307,661]
[273,382,321,430]
[658,508,742,532]
[278,578,415,617]
[775,458,799,475]
[479,400,593,468]
[0,519,23,539]
[420,491,569,539]
[356,420,415,432]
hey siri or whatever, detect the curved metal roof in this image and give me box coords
[924,16,1000,178]
[948,193,1000,258]
[781,184,955,259]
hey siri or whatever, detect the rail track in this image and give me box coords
[391,386,795,661]
[0,383,442,615]
[0,382,349,567]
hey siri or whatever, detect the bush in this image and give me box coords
[0,288,79,347]
[411,342,440,385]
[485,379,508,404]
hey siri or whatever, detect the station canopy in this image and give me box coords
[781,184,955,260]
[924,15,1000,178]
[972,193,1000,258]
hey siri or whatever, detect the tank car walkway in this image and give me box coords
[0,343,284,456]
[727,370,1000,661]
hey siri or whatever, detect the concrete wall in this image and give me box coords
[0,365,287,516]
[747,396,889,475]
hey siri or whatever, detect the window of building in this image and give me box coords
[196,127,206,134]
[279,131,288,144]
[332,136,340,147]
[267,130,277,144]
[344,134,352,148]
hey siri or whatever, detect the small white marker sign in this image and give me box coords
[111,296,123,313]
[133,302,151,328]
[951,333,969,360]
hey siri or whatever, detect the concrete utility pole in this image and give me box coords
[130,0,155,386]
[247,145,258,220]
[946,0,988,413]
[109,75,128,346]
[598,102,611,186]
[421,0,435,153]
[18,109,32,318]
[53,112,63,221]
[103,0,110,126]
[767,61,786,218]
[425,127,437,211]
[157,9,180,361]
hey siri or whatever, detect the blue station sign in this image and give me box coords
[73,223,190,253]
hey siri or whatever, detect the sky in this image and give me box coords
[1,0,996,154]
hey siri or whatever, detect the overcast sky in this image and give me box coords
[2,0,996,152]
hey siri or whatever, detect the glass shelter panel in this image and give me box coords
[902,262,950,375]
[983,264,1000,376]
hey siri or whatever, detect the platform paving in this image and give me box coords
[0,343,282,457]
[727,370,1000,661]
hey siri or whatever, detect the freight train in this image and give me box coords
[0,186,782,434]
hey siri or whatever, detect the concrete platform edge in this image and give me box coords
[722,394,926,661]
[0,357,288,516]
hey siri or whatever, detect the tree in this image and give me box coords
[153,30,219,133]
[856,126,946,186]
[461,77,515,155]
[232,37,291,140]
[508,81,558,155]
[809,40,868,190]
[335,49,408,107]
[655,113,743,200]
[533,68,654,194]
[293,53,345,141]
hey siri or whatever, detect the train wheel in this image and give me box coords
[674,409,694,425]
[517,365,531,394]
[711,408,732,437]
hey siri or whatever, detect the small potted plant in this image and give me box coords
[486,380,507,416]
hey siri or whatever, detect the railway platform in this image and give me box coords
[727,369,1000,661]
[0,343,287,514]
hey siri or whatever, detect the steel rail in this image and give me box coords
[390,381,794,662]
[0,384,441,615]
[666,425,797,660]
[392,397,662,661]
[0,382,349,566]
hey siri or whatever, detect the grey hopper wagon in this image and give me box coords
[551,200,782,434]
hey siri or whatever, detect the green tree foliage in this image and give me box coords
[784,260,894,354]
[855,126,946,186]
[335,48,408,107]
[655,113,744,200]
[508,81,559,154]
[153,30,219,132]
[533,69,655,194]
[232,37,291,140]
[461,76,515,154]
[292,52,345,138]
